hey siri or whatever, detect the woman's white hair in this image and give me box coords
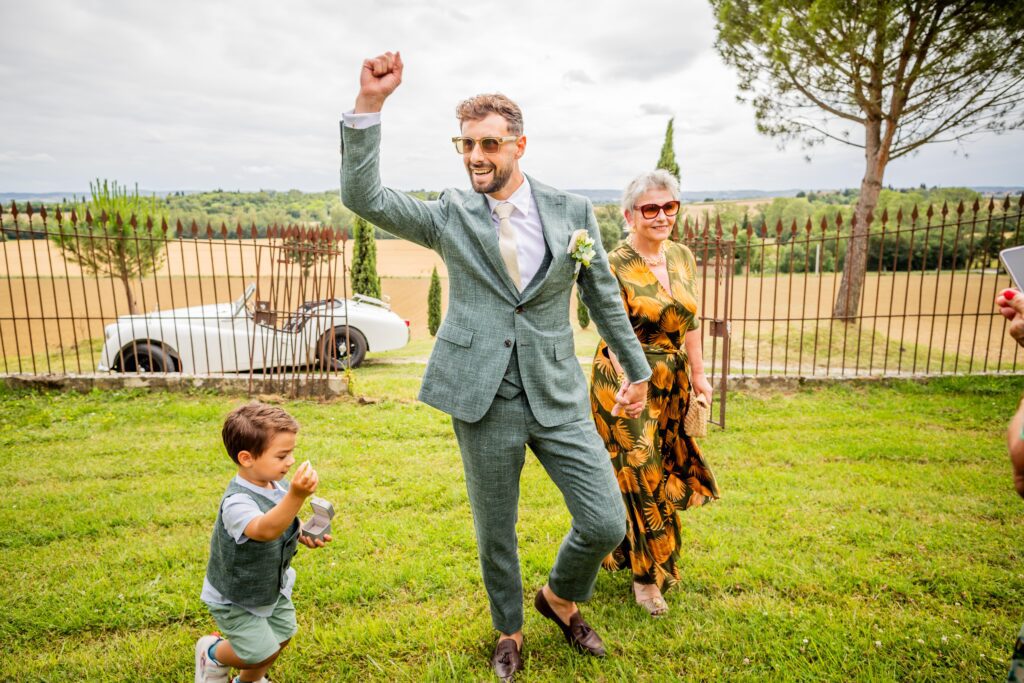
[620,169,680,215]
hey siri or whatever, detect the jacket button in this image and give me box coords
[515,306,524,314]
[504,339,513,347]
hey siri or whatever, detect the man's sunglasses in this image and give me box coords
[633,201,681,220]
[451,136,519,154]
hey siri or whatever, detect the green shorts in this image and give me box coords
[206,594,298,665]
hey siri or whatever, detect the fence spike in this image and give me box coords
[971,198,980,214]
[161,217,168,234]
[129,214,137,229]
[145,215,153,231]
[190,219,199,236]
[9,201,17,220]
[250,221,258,239]
[115,213,123,229]
[880,208,889,226]
[26,202,34,218]
[220,222,228,238]
[790,218,798,236]
[205,221,213,239]
[804,217,812,233]
[39,205,47,223]
[1018,194,1024,209]
[176,218,184,237]
[55,207,63,223]
[987,196,995,213]
[926,204,934,219]
[85,209,93,225]
[836,211,845,228]
[1004,195,1012,211]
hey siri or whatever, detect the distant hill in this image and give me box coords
[570,189,806,204]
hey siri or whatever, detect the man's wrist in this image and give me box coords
[354,94,385,113]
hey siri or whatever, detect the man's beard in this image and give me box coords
[467,162,513,195]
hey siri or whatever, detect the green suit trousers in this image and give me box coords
[452,381,627,635]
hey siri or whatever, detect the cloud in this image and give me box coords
[0,152,55,164]
[563,70,595,85]
[640,103,674,116]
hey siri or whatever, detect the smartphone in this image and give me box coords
[1000,245,1024,290]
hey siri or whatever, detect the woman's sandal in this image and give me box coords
[637,595,669,617]
[632,583,669,617]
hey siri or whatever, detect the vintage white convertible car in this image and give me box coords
[97,283,409,373]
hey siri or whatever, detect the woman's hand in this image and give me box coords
[691,372,713,403]
[997,288,1024,348]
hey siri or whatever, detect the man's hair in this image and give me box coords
[455,94,524,136]
[222,402,299,463]
[621,169,681,215]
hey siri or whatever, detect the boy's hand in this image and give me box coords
[299,533,333,549]
[288,460,319,498]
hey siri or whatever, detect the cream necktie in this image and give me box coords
[494,201,522,291]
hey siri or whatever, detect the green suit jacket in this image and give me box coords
[340,122,650,426]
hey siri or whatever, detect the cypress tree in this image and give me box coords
[351,215,381,299]
[656,118,680,183]
[427,265,442,336]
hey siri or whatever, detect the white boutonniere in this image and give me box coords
[568,229,596,271]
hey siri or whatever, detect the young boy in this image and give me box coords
[195,402,331,683]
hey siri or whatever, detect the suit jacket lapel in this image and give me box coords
[462,192,521,300]
[522,176,568,305]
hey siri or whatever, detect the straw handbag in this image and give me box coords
[684,391,709,438]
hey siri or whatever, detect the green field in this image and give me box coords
[1,368,1023,681]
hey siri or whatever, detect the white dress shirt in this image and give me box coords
[342,111,548,288]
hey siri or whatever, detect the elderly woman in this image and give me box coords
[589,169,719,617]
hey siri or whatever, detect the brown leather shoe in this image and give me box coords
[491,637,523,682]
[533,588,607,657]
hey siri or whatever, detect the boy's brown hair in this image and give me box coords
[221,402,299,463]
[455,93,524,136]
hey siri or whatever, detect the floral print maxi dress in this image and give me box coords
[590,240,720,590]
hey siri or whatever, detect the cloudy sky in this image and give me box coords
[1,0,1021,194]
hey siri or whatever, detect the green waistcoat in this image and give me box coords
[205,479,301,608]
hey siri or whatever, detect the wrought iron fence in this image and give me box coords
[675,194,1024,378]
[3,194,1022,400]
[0,202,355,397]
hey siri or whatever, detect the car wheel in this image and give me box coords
[117,342,175,373]
[318,326,368,369]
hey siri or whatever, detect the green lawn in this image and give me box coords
[1,369,1023,681]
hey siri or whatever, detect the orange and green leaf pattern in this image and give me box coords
[592,241,720,590]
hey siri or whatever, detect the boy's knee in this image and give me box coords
[248,642,286,668]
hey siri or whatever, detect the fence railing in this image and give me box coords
[3,194,1023,395]
[1,203,354,397]
[675,194,1024,378]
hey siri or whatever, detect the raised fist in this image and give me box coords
[356,51,403,113]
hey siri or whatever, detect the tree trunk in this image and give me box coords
[119,272,139,315]
[833,122,887,320]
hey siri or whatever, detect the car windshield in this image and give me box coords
[233,283,256,317]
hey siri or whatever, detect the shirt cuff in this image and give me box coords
[630,373,652,383]
[342,110,381,129]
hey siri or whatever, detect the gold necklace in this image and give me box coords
[629,236,667,267]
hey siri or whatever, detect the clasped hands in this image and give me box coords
[613,380,647,419]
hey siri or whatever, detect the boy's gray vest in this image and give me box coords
[206,479,301,608]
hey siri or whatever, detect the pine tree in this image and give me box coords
[427,265,442,337]
[656,118,680,183]
[576,287,590,329]
[350,215,381,299]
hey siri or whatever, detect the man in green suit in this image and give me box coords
[341,51,651,680]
